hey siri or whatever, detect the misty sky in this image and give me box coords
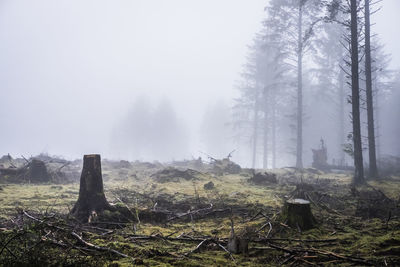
[0,0,399,161]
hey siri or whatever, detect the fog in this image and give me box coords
[0,0,399,167]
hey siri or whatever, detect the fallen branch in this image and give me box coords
[255,221,272,235]
[167,204,218,222]
[216,242,236,262]
[186,239,210,255]
[263,242,372,266]
[21,210,131,260]
[266,222,272,238]
[185,238,235,262]
[115,196,139,223]
[305,192,341,215]
[255,237,338,243]
[57,162,70,172]
[22,210,66,232]
[71,232,131,259]
[305,247,373,266]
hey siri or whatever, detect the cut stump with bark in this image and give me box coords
[282,198,316,230]
[71,154,115,222]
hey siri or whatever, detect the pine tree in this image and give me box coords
[350,0,365,184]
[364,0,378,178]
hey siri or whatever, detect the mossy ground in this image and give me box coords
[0,166,399,266]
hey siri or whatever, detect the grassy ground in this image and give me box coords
[0,165,399,266]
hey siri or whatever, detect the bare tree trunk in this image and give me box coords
[263,87,269,169]
[350,0,364,184]
[338,68,346,166]
[272,89,277,169]
[296,3,304,169]
[364,0,378,179]
[374,81,381,161]
[252,88,260,169]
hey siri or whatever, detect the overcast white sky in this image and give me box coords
[0,0,398,160]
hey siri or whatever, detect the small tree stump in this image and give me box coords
[227,218,249,254]
[227,235,249,255]
[203,181,215,190]
[282,199,316,230]
[71,154,114,222]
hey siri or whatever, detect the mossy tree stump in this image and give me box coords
[71,154,115,222]
[281,199,316,230]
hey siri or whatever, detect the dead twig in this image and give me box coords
[256,221,272,239]
[57,162,70,172]
[247,210,269,222]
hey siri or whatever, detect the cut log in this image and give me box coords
[71,154,114,222]
[281,198,316,230]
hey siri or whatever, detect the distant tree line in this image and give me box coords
[111,96,188,162]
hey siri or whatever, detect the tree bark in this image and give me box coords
[296,3,304,169]
[350,0,365,184]
[364,0,379,179]
[71,154,113,222]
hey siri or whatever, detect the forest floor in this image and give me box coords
[0,161,400,266]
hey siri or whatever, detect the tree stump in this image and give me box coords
[71,154,114,222]
[227,218,249,254]
[282,199,316,230]
[203,181,215,190]
[227,235,249,255]
[29,159,50,183]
